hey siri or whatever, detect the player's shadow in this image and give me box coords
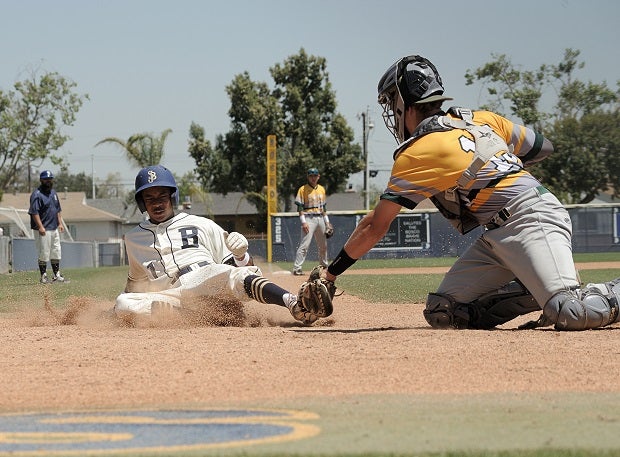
[289,326,421,333]
[289,325,620,333]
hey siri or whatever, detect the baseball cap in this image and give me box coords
[39,170,54,179]
[307,168,319,175]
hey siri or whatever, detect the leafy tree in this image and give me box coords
[465,53,549,128]
[270,50,363,205]
[54,170,95,197]
[542,110,620,203]
[95,129,172,169]
[465,48,619,203]
[0,71,88,198]
[50,170,131,200]
[188,122,231,192]
[190,49,363,216]
[174,170,204,207]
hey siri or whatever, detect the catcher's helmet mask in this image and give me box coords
[134,165,179,213]
[378,55,453,143]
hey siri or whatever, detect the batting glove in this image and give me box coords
[224,231,249,258]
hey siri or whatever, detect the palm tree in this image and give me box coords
[95,129,172,168]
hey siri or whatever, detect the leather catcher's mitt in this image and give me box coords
[289,301,319,325]
[325,222,334,238]
[298,265,336,318]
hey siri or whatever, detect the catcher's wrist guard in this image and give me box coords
[327,248,357,276]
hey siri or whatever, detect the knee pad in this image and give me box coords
[543,282,619,330]
[424,293,470,329]
[581,279,620,324]
[543,291,585,330]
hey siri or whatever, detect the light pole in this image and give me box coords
[361,108,374,210]
[91,154,96,200]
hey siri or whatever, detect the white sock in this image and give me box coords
[283,293,297,309]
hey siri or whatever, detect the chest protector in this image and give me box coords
[399,107,511,234]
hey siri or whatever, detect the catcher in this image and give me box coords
[115,165,332,324]
[292,168,334,276]
[322,54,620,331]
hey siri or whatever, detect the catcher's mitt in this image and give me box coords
[298,265,336,318]
[325,223,334,239]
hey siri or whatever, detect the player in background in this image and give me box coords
[28,170,65,284]
[115,165,324,325]
[323,54,619,331]
[292,168,333,276]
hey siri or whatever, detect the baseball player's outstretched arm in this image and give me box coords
[343,199,401,259]
[326,199,401,282]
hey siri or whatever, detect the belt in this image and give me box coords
[177,261,209,278]
[484,208,511,230]
[485,185,549,230]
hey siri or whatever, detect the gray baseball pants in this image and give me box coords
[293,214,328,271]
[437,186,578,307]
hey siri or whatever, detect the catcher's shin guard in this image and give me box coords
[471,280,540,329]
[424,293,471,329]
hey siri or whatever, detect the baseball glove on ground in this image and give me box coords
[325,223,334,238]
[298,267,336,318]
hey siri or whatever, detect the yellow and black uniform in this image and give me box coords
[327,53,620,331]
[382,110,546,227]
[293,169,329,274]
[383,109,583,326]
[295,183,327,216]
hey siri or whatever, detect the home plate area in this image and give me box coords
[0,408,320,455]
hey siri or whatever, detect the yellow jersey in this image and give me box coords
[295,183,327,215]
[382,109,547,228]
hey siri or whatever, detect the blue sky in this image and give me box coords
[1,0,618,191]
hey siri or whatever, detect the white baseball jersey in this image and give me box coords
[117,212,262,314]
[124,212,237,293]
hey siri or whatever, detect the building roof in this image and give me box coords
[87,190,438,222]
[1,189,438,228]
[327,192,365,211]
[1,191,122,222]
[590,189,619,205]
[183,192,259,217]
[87,198,144,224]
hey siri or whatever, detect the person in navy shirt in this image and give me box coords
[28,170,65,283]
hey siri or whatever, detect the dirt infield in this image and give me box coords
[0,263,619,454]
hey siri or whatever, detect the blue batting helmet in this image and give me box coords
[134,165,179,212]
[39,170,54,179]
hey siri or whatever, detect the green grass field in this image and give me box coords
[279,252,620,271]
[278,252,620,304]
[2,253,619,311]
